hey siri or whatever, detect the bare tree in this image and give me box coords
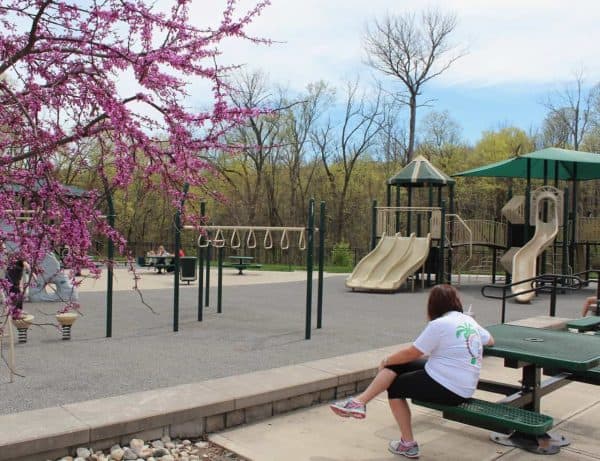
[221,70,283,224]
[543,71,600,151]
[278,81,333,225]
[312,80,385,242]
[364,9,463,162]
[418,109,462,159]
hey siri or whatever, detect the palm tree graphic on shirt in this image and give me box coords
[455,323,481,365]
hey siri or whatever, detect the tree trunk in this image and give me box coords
[408,93,417,163]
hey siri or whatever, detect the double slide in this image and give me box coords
[346,233,430,292]
[511,188,560,303]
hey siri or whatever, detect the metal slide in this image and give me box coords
[511,188,560,303]
[346,233,431,291]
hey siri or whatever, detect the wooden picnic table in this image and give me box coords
[479,323,600,454]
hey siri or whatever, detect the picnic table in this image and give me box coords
[480,324,600,454]
[144,255,175,273]
[222,255,261,275]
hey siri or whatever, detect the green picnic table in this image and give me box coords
[480,324,600,454]
[222,255,261,275]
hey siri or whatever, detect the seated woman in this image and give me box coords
[330,284,494,459]
[155,245,172,274]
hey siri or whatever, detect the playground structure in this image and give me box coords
[27,252,79,303]
[346,233,431,291]
[349,150,600,295]
[1,218,79,305]
[510,187,561,303]
[178,199,326,340]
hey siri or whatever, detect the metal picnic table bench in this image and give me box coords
[565,315,600,332]
[222,255,262,275]
[414,324,600,455]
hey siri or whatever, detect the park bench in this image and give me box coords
[412,398,553,436]
[565,315,600,332]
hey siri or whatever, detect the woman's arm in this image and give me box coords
[485,335,495,346]
[380,345,423,370]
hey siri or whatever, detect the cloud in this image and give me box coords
[186,0,600,90]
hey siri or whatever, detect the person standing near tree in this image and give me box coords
[5,259,31,313]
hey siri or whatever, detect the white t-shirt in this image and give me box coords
[413,311,492,398]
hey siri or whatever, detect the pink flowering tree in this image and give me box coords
[0,0,269,317]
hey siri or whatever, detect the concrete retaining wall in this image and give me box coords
[0,345,399,461]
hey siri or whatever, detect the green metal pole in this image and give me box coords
[427,186,433,285]
[562,187,569,277]
[217,246,223,313]
[525,159,531,241]
[205,242,211,307]
[571,165,578,272]
[173,183,188,333]
[317,201,325,329]
[407,186,413,235]
[305,198,315,340]
[198,202,205,321]
[439,200,446,284]
[106,192,115,338]
[395,187,401,234]
[173,207,181,332]
[447,185,454,283]
[371,199,377,250]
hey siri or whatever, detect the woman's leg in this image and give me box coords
[354,368,396,404]
[356,359,428,404]
[389,398,414,441]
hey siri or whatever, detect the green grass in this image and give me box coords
[258,263,352,273]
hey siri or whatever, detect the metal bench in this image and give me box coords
[412,398,553,436]
[566,316,600,332]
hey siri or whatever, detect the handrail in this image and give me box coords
[482,273,584,323]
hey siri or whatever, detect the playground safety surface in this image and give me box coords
[0,268,596,416]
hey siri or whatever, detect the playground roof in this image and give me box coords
[453,148,600,181]
[388,155,455,187]
[2,181,87,196]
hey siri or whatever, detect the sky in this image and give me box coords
[189,0,600,144]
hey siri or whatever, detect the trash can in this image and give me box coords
[179,256,197,284]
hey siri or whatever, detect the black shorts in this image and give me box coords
[385,359,467,406]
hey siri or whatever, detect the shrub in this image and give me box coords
[331,242,353,267]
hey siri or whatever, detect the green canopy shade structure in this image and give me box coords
[388,155,456,186]
[452,147,600,277]
[454,148,600,181]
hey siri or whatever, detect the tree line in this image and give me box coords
[56,9,600,257]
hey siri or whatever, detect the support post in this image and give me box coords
[205,243,211,307]
[217,246,223,313]
[407,186,413,235]
[371,199,377,250]
[317,201,325,329]
[106,191,115,338]
[395,187,400,233]
[198,202,205,322]
[305,198,315,340]
[173,183,188,332]
[438,200,446,284]
[571,166,578,272]
[562,188,569,278]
